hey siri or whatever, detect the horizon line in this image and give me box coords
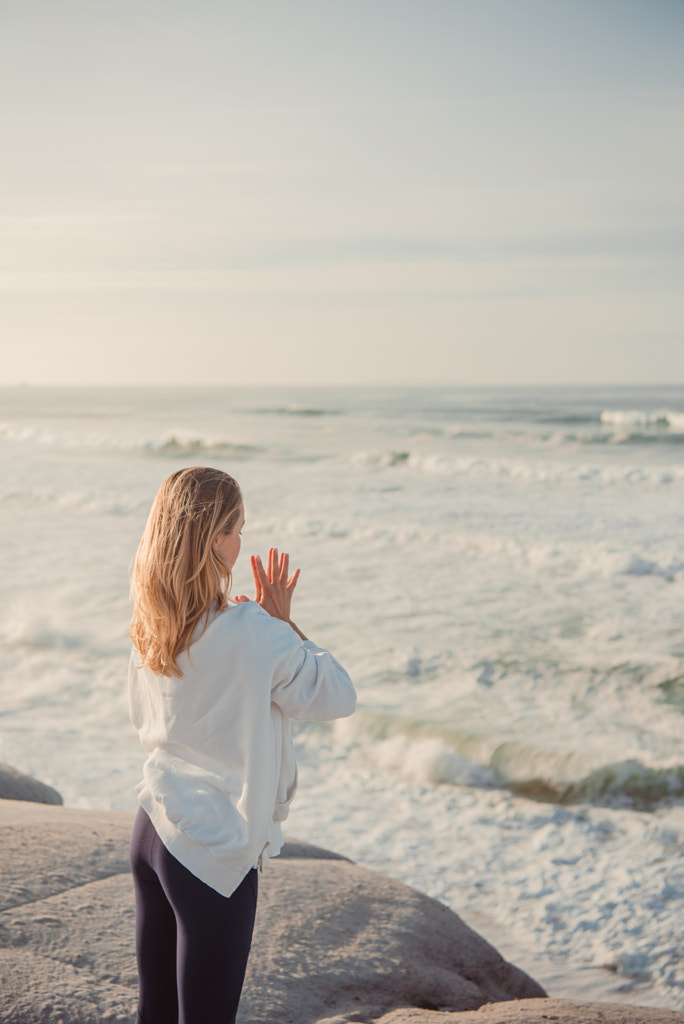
[2,381,684,391]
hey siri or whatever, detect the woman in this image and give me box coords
[128,466,356,1024]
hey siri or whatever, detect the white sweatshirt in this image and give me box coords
[129,600,356,897]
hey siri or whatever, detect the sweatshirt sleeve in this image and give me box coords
[248,608,355,721]
[271,639,357,720]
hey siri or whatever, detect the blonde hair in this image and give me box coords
[130,467,242,678]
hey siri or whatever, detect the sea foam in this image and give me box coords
[2,384,684,1008]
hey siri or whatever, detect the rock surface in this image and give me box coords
[237,858,544,1023]
[0,800,542,1023]
[371,1002,684,1023]
[0,763,63,804]
[0,799,679,1024]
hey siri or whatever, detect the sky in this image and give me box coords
[1,0,683,387]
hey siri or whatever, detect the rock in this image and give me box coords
[371,1001,684,1023]
[237,858,545,1023]
[1,798,678,1024]
[0,800,542,1023]
[0,763,62,804]
[277,839,351,861]
[0,802,135,1024]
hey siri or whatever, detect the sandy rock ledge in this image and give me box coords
[371,1002,684,1024]
[0,798,681,1024]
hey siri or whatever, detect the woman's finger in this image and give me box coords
[286,567,300,592]
[279,552,289,585]
[251,555,265,601]
[268,547,278,584]
[249,556,259,599]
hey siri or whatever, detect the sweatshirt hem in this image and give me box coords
[139,791,283,898]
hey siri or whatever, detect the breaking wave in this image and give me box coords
[339,708,684,810]
[0,423,263,459]
[142,434,261,458]
[601,409,684,431]
[349,449,684,486]
[251,404,342,417]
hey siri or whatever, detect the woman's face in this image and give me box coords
[213,506,245,576]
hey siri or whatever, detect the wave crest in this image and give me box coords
[348,449,684,486]
[601,409,684,431]
[144,433,261,458]
[340,709,684,810]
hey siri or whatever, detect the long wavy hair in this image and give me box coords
[130,467,242,678]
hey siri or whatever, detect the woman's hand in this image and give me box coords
[235,548,308,640]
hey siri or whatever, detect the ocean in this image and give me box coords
[1,384,683,1008]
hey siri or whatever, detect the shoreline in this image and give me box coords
[460,906,679,1011]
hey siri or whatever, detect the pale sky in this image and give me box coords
[1,0,683,386]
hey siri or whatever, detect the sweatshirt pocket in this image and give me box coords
[158,784,223,841]
[273,714,298,822]
[274,763,298,822]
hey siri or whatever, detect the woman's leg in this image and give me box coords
[152,846,258,1024]
[129,808,179,1024]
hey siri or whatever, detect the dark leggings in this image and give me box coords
[129,807,258,1024]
